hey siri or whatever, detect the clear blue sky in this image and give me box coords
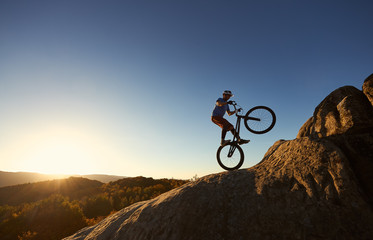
[0,0,372,179]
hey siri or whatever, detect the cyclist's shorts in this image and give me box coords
[211,116,233,130]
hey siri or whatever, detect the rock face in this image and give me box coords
[363,73,373,106]
[65,76,373,240]
[297,84,373,138]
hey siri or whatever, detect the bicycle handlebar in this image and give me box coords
[228,101,243,115]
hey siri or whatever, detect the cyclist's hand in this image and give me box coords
[227,101,233,105]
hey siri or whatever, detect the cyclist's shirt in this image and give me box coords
[212,98,230,117]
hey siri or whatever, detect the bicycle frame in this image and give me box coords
[232,113,243,142]
[227,101,260,157]
[227,116,240,157]
[227,103,245,157]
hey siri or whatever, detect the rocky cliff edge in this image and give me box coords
[65,75,373,240]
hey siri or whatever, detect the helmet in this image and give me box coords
[223,90,234,97]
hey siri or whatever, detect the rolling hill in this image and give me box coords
[0,171,125,188]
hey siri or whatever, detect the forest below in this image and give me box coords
[0,176,188,240]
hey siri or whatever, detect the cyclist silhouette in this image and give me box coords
[211,90,250,146]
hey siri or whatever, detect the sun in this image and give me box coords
[13,125,105,175]
[3,123,126,176]
[27,138,95,175]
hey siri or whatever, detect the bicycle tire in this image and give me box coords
[244,106,276,134]
[216,143,244,170]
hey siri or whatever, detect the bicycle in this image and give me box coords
[216,101,276,170]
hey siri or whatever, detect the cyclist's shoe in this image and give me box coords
[221,140,231,146]
[238,139,250,145]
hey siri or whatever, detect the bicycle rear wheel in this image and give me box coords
[216,143,244,170]
[244,106,276,134]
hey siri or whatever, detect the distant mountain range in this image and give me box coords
[0,170,126,187]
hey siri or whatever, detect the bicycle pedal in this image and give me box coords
[238,140,250,145]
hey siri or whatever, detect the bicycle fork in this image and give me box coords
[228,145,237,157]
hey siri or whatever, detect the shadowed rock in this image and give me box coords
[363,73,373,106]
[64,76,373,240]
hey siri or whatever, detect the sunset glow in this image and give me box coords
[1,1,372,179]
[22,137,95,175]
[3,125,111,175]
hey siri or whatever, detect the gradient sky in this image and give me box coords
[1,1,372,179]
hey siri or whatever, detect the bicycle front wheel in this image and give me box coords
[216,143,244,171]
[244,106,276,134]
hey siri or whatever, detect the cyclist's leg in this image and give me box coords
[222,120,234,142]
[221,129,227,140]
[230,129,240,140]
[230,128,250,144]
[211,116,233,144]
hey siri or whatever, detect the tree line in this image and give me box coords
[0,176,188,240]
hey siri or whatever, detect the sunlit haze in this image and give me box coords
[1,1,372,179]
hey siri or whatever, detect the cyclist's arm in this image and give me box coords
[216,100,236,115]
[216,100,228,107]
[227,110,237,116]
[226,103,237,116]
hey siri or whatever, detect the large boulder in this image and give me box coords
[297,85,373,138]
